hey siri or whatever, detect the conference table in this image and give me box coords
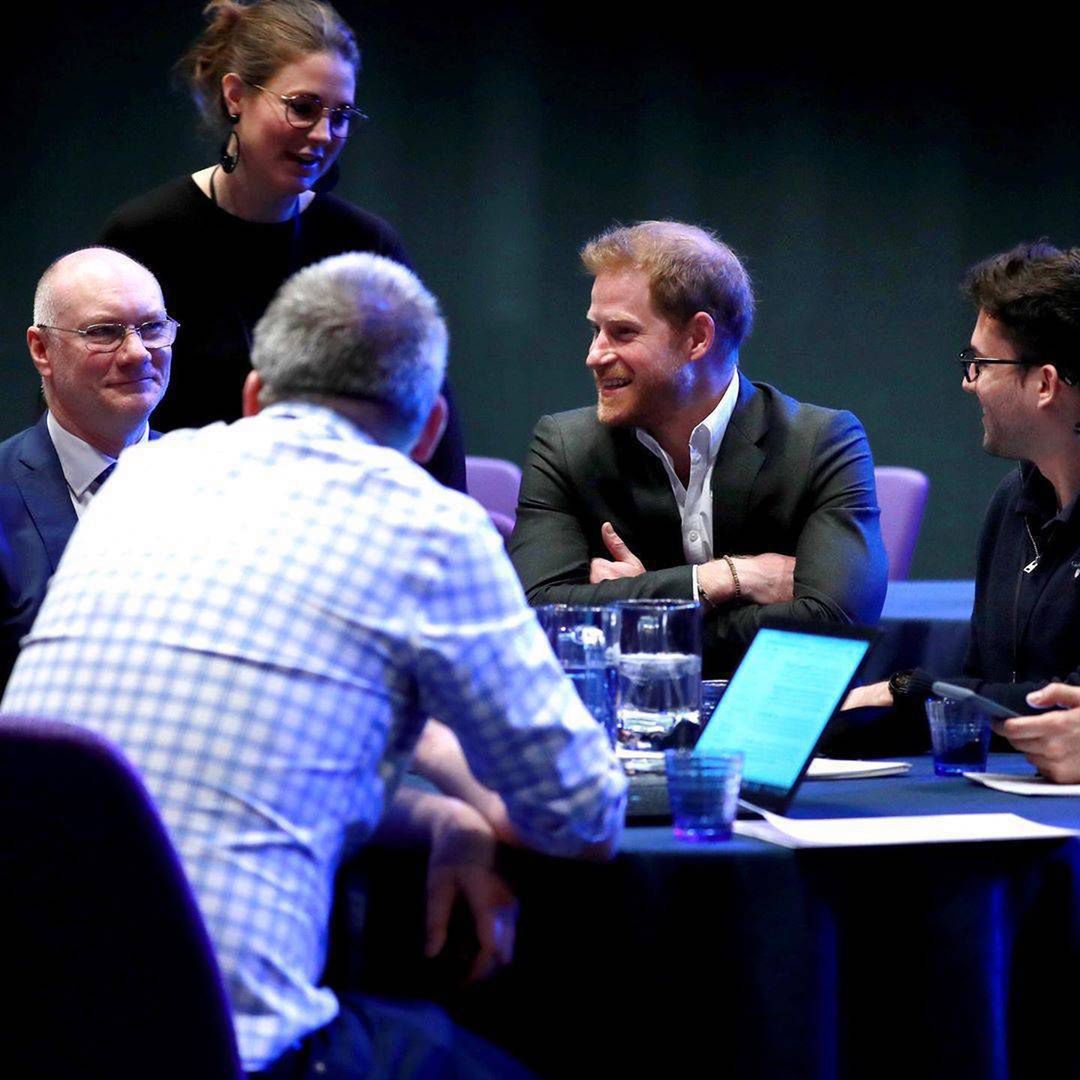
[339,755,1080,1080]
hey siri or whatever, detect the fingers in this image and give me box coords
[1026,682,1080,709]
[602,522,643,568]
[601,521,630,559]
[426,864,520,984]
[424,871,454,960]
[590,557,619,583]
[1024,752,1080,784]
[590,554,644,582]
[466,899,519,984]
[998,714,1066,741]
[997,716,1080,783]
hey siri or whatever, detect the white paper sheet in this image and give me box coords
[966,772,1080,797]
[806,758,912,780]
[735,811,1077,849]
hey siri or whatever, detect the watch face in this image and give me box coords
[889,671,911,698]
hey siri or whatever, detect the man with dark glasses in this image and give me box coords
[0,247,173,689]
[847,242,1080,772]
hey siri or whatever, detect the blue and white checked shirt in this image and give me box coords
[2,403,625,1071]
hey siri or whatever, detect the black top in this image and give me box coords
[902,463,1080,715]
[101,176,466,490]
[957,462,1080,709]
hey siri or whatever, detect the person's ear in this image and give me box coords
[1034,364,1066,410]
[686,311,715,362]
[410,394,448,464]
[221,73,247,120]
[27,326,52,380]
[242,370,264,417]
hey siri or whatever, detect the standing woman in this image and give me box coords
[101,0,466,489]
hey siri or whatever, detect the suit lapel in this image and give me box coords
[710,377,767,555]
[608,429,686,565]
[15,417,78,573]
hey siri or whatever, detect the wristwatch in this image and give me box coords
[888,668,934,703]
[888,670,915,701]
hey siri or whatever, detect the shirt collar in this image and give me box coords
[1015,460,1080,531]
[46,411,148,499]
[261,400,378,445]
[635,368,740,468]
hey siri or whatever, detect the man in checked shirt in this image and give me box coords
[2,251,625,1077]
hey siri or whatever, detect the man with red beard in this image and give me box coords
[510,220,888,676]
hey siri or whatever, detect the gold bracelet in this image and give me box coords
[722,554,741,600]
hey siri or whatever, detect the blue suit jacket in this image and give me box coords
[0,416,77,690]
[0,416,159,691]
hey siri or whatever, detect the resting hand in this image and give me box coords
[993,682,1080,784]
[411,720,517,844]
[425,799,519,984]
[734,553,796,604]
[698,553,796,606]
[842,680,893,710]
[590,522,645,583]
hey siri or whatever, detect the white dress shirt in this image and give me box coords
[46,411,149,517]
[635,369,740,592]
[5,403,626,1071]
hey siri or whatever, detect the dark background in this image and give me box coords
[11,5,1078,577]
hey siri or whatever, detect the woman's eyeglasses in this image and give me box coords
[251,84,368,139]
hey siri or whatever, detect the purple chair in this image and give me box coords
[874,466,930,581]
[466,455,523,535]
[0,716,242,1079]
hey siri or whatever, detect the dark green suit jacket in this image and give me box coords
[509,378,888,676]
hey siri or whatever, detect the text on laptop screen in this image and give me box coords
[695,628,870,790]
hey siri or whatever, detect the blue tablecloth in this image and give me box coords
[880,579,975,622]
[339,755,1080,1080]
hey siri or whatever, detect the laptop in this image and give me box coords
[625,618,878,822]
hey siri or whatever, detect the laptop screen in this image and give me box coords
[694,623,873,809]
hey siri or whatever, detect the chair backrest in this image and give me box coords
[0,716,242,1079]
[487,509,516,542]
[466,456,523,525]
[874,466,930,581]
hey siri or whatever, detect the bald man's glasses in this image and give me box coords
[37,317,179,353]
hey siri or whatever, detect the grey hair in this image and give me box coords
[32,275,61,327]
[251,253,448,448]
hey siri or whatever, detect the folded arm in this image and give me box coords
[701,410,887,655]
[511,409,887,672]
[411,719,517,845]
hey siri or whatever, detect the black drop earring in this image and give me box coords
[219,114,240,174]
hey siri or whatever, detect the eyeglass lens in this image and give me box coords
[285,95,354,136]
[958,349,980,382]
[85,319,176,352]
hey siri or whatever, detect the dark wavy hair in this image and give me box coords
[964,240,1080,385]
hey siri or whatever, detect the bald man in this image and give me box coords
[0,247,174,688]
